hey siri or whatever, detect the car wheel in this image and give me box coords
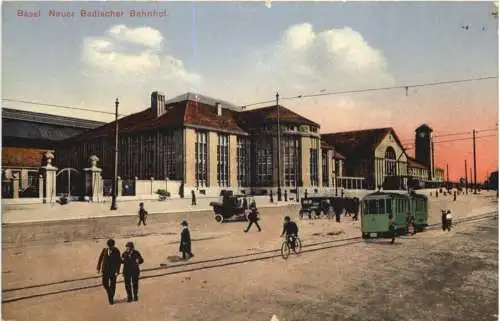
[215,214,224,223]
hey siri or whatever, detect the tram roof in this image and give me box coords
[363,190,429,200]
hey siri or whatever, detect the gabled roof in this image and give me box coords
[320,140,346,160]
[238,105,319,128]
[321,127,405,160]
[69,99,247,142]
[407,157,428,169]
[2,108,106,129]
[166,92,243,112]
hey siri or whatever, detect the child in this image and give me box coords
[179,220,194,260]
[138,202,148,226]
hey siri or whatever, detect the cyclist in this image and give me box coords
[280,216,299,250]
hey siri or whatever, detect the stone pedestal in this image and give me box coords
[83,155,103,202]
[40,152,58,203]
[12,173,19,199]
[39,175,44,200]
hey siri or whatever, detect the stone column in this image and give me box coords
[83,155,103,203]
[40,152,58,203]
[38,175,44,200]
[12,173,20,199]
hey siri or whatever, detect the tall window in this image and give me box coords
[217,134,229,187]
[310,148,318,186]
[255,138,273,186]
[237,137,250,186]
[322,150,329,187]
[283,136,300,187]
[195,131,208,187]
[163,130,177,180]
[145,133,155,178]
[385,147,397,176]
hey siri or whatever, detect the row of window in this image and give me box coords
[194,131,321,187]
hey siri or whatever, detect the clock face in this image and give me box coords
[419,132,426,138]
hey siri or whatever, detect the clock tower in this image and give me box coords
[415,124,434,181]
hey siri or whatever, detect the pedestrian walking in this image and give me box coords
[352,197,360,221]
[121,241,144,302]
[446,210,453,232]
[304,189,308,199]
[277,188,282,201]
[191,190,197,206]
[441,209,447,231]
[388,214,396,244]
[244,204,262,232]
[326,201,334,219]
[270,190,274,203]
[96,239,121,305]
[453,191,457,201]
[284,189,288,202]
[137,202,148,226]
[179,220,194,260]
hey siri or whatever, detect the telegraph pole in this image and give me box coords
[470,167,473,193]
[276,92,282,201]
[473,129,478,194]
[464,159,468,194]
[446,163,450,183]
[110,98,119,210]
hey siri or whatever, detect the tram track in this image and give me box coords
[3,211,497,304]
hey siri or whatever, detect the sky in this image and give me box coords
[2,1,498,181]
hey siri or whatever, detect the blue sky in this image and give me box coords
[2,1,498,143]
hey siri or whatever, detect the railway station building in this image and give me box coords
[56,92,347,197]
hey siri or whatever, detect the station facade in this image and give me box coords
[56,91,444,197]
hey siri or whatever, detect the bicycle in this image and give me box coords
[280,235,302,259]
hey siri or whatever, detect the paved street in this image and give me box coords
[2,192,498,321]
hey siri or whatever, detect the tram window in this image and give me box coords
[377,199,385,213]
[386,200,392,213]
[366,200,378,214]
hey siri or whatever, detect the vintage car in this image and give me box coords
[209,191,249,223]
[299,197,326,219]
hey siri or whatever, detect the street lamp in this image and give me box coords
[276,91,282,201]
[110,98,119,211]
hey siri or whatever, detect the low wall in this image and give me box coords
[135,179,183,196]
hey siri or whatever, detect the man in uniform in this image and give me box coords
[121,241,144,302]
[97,239,122,305]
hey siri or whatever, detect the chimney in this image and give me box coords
[216,102,222,116]
[151,91,166,117]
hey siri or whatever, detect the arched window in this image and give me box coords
[385,147,397,176]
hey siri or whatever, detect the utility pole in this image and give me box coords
[473,129,478,194]
[110,98,119,210]
[470,167,473,193]
[464,159,468,194]
[446,163,450,183]
[276,92,282,201]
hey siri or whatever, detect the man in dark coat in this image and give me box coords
[121,241,144,302]
[352,198,360,221]
[453,191,457,201]
[137,202,147,226]
[191,190,196,206]
[333,198,343,223]
[388,214,396,244]
[244,202,262,232]
[180,220,194,260]
[97,239,121,305]
[441,209,447,231]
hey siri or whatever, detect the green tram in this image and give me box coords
[361,191,428,239]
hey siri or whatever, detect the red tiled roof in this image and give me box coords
[2,147,52,168]
[321,127,405,160]
[238,105,319,128]
[407,157,428,169]
[69,100,247,142]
